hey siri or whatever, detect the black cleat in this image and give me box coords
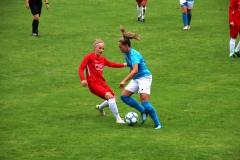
[32,33,39,37]
[141,19,145,22]
[137,17,141,21]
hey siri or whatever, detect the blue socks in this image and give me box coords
[120,95,161,126]
[120,95,145,114]
[182,13,192,26]
[182,13,187,26]
[141,101,161,126]
[187,13,192,25]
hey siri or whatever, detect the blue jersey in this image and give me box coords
[123,48,151,80]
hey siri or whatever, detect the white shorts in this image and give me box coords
[179,0,194,9]
[125,75,152,95]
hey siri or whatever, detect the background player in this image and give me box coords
[136,0,148,22]
[179,0,194,30]
[229,0,240,58]
[26,0,49,36]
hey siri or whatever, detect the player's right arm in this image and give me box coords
[78,55,89,86]
[229,0,234,26]
[26,0,30,9]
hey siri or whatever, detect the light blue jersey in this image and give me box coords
[123,48,151,80]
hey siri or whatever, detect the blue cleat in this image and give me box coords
[140,113,147,124]
[154,124,162,130]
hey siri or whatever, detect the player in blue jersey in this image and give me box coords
[179,0,194,30]
[118,26,162,130]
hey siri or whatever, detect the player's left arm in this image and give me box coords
[44,0,49,9]
[104,58,126,68]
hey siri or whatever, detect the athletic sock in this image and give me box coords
[235,41,240,52]
[120,95,145,114]
[108,98,121,120]
[98,100,108,110]
[187,13,192,25]
[182,13,187,26]
[230,38,236,56]
[142,6,147,19]
[32,19,39,33]
[141,101,161,126]
[137,5,141,17]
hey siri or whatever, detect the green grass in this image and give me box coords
[1,0,240,159]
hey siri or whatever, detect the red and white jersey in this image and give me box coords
[78,52,124,85]
[229,0,240,23]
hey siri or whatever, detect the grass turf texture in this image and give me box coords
[0,0,240,159]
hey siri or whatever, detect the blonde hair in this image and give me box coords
[119,26,140,47]
[93,39,104,47]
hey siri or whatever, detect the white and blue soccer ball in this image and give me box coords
[125,112,139,125]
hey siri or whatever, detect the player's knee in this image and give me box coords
[34,14,39,20]
[105,92,114,100]
[120,95,129,103]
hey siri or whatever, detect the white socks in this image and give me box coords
[142,6,147,19]
[98,100,108,110]
[108,98,122,120]
[235,41,240,52]
[137,6,147,19]
[229,38,236,55]
[137,5,141,17]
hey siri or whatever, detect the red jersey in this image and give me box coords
[229,0,240,23]
[78,52,124,85]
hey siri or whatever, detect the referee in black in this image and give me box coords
[26,0,49,37]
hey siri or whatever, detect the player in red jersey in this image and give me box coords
[78,39,127,123]
[136,0,148,22]
[229,0,240,58]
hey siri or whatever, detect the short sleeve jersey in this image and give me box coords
[123,48,151,80]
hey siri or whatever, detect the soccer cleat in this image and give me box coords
[141,19,145,22]
[116,119,125,124]
[32,33,39,37]
[233,51,240,57]
[140,113,147,124]
[137,16,141,21]
[187,25,190,29]
[95,105,106,116]
[183,26,188,30]
[229,54,237,58]
[154,124,162,130]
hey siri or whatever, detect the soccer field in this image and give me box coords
[0,0,239,159]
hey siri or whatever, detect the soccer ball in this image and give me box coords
[125,112,139,125]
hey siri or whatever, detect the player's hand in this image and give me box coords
[123,63,127,67]
[26,3,30,9]
[46,4,49,10]
[81,80,88,86]
[119,80,126,88]
[230,22,234,27]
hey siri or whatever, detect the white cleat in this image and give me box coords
[187,25,190,29]
[116,119,125,124]
[95,105,106,116]
[183,26,188,30]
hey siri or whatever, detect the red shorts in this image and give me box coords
[136,0,148,3]
[88,82,115,100]
[230,19,240,38]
